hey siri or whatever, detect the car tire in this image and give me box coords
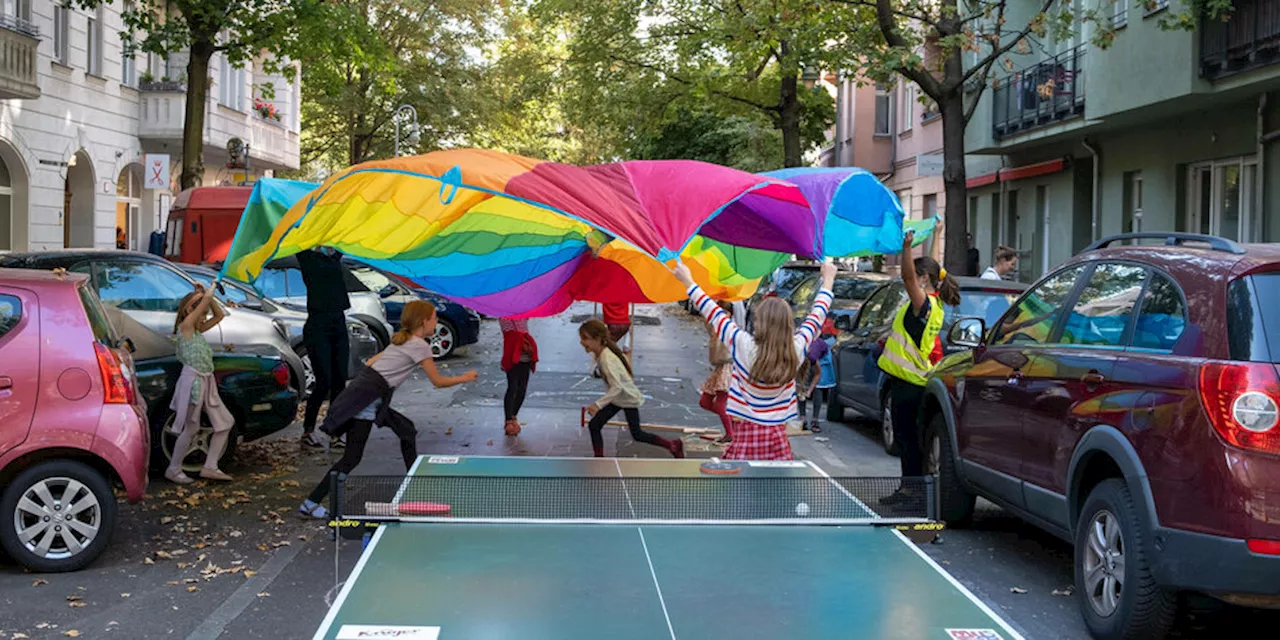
[1074,479,1177,640]
[431,318,457,359]
[0,460,117,573]
[826,390,846,422]
[159,412,240,475]
[924,413,974,527]
[881,391,901,456]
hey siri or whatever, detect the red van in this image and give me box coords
[164,186,254,265]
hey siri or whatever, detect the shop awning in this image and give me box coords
[965,157,1069,189]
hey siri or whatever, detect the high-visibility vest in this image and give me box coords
[877,297,945,387]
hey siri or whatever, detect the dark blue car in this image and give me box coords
[341,258,481,359]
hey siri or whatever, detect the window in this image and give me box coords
[53,3,69,65]
[0,293,21,339]
[832,277,885,304]
[94,261,196,313]
[349,264,397,295]
[257,269,289,299]
[219,59,245,110]
[1145,0,1168,14]
[87,6,103,76]
[0,158,10,251]
[856,284,908,330]
[1060,263,1146,348]
[3,0,31,26]
[1132,273,1186,351]
[1227,274,1280,363]
[993,265,1085,345]
[120,0,135,85]
[874,83,891,135]
[944,291,1021,332]
[1112,0,1128,28]
[77,285,116,345]
[1188,158,1257,242]
[1123,171,1143,233]
[901,84,914,132]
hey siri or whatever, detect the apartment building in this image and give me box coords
[962,0,1280,283]
[0,0,300,253]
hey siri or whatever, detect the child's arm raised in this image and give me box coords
[672,262,745,352]
[418,358,478,388]
[796,262,836,348]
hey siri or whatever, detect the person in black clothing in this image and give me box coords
[966,233,980,277]
[297,248,351,449]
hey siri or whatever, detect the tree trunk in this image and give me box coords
[181,41,214,190]
[778,41,802,168]
[939,88,970,276]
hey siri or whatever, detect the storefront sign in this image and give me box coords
[144,154,170,190]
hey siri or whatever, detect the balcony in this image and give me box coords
[248,114,300,170]
[0,15,40,100]
[137,83,191,142]
[1200,0,1280,80]
[992,46,1086,139]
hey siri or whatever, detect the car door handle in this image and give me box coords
[1082,371,1105,389]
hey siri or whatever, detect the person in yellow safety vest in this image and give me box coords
[877,220,961,505]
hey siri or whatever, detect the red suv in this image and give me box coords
[921,233,1279,639]
[0,268,149,572]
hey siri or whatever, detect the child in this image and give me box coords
[579,320,683,458]
[602,302,632,347]
[698,301,734,444]
[500,317,538,436]
[798,320,837,433]
[166,284,235,484]
[674,261,836,460]
[299,300,478,518]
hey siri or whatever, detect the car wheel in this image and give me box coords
[160,413,239,474]
[881,392,901,456]
[295,345,316,396]
[826,390,845,422]
[1074,479,1177,640]
[431,319,457,359]
[924,413,974,526]
[0,460,117,573]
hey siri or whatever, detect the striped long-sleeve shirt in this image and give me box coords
[687,284,833,426]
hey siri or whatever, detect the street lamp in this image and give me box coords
[393,104,419,157]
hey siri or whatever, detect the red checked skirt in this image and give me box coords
[724,419,793,460]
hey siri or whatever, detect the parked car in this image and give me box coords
[921,233,1280,639]
[0,268,149,572]
[785,271,891,327]
[827,275,1027,454]
[254,256,394,349]
[104,305,298,475]
[0,251,308,396]
[341,258,481,359]
[178,264,378,392]
[741,260,851,326]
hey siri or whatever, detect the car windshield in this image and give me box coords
[773,267,818,293]
[945,290,1021,327]
[832,278,883,302]
[349,264,396,293]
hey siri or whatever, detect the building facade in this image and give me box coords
[0,0,300,254]
[963,0,1280,283]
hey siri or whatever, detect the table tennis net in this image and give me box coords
[332,475,934,524]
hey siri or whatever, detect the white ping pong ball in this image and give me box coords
[796,502,810,516]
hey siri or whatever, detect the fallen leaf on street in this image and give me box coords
[1052,587,1074,596]
[487,440,494,446]
[68,602,86,609]
[120,593,130,598]
[143,557,155,565]
[1010,587,1028,594]
[32,579,48,587]
[35,624,50,630]
[444,428,453,435]
[257,592,270,597]
[65,595,82,602]
[187,586,199,593]
[13,633,29,639]
[244,571,258,578]
[63,632,80,638]
[271,541,290,548]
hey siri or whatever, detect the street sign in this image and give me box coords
[917,153,944,177]
[144,154,170,190]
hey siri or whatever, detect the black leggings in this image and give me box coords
[587,405,668,452]
[799,388,829,423]
[888,378,926,477]
[505,362,532,420]
[303,316,350,434]
[306,417,417,504]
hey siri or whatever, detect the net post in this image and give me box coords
[925,475,937,521]
[328,471,341,520]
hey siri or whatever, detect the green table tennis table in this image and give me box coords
[314,455,1024,640]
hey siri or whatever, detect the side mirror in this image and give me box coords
[948,317,986,349]
[834,315,853,331]
[379,284,396,298]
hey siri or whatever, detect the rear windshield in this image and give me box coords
[832,278,883,301]
[78,283,117,345]
[1227,273,1279,363]
[945,290,1021,328]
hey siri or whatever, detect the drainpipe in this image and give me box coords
[1082,138,1100,242]
[1258,93,1266,242]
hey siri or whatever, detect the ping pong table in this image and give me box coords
[315,455,1024,640]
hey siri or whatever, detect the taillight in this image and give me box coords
[273,363,290,388]
[1247,539,1280,555]
[94,343,135,404]
[1198,361,1280,454]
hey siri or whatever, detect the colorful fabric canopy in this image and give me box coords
[763,167,936,257]
[220,149,816,317]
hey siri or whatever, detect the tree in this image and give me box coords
[295,0,494,172]
[80,0,321,189]
[839,0,1232,275]
[536,0,850,166]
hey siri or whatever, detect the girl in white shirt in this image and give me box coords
[580,320,684,458]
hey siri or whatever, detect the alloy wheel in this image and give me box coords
[1083,509,1126,617]
[431,322,455,358]
[12,478,102,560]
[162,414,214,474]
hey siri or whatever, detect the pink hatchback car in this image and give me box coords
[0,268,149,572]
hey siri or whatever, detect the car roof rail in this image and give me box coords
[1083,232,1246,255]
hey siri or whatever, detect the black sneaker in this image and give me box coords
[301,433,325,449]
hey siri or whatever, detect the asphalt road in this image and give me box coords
[1,302,1275,640]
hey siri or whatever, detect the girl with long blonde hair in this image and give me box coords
[674,262,836,460]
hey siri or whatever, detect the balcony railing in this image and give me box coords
[992,46,1086,139]
[1200,0,1280,80]
[0,15,39,99]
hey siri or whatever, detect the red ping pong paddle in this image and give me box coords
[397,501,452,516]
[700,458,741,475]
